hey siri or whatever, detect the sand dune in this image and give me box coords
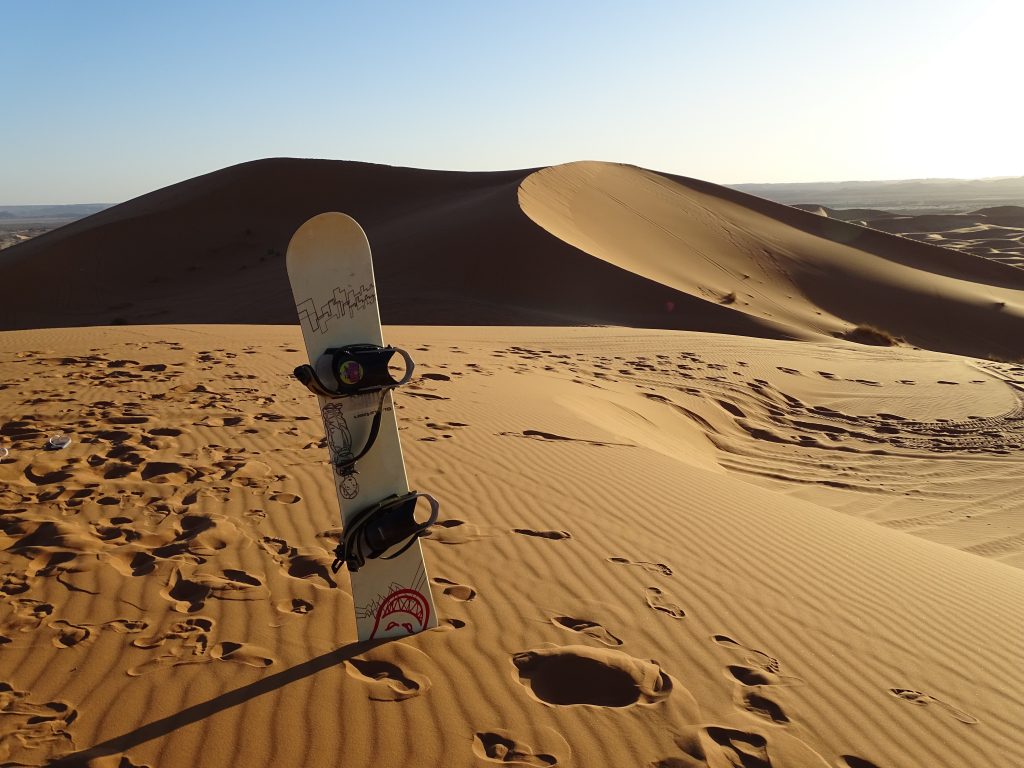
[520,162,1024,358]
[0,161,776,338]
[793,204,1024,272]
[2,324,1024,767]
[5,159,1023,358]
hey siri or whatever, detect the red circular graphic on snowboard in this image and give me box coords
[370,589,430,639]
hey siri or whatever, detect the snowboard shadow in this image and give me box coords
[46,637,387,767]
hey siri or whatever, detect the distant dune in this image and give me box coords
[792,204,1024,272]
[3,159,1024,358]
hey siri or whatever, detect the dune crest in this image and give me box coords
[520,161,1024,358]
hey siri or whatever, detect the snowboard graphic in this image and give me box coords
[286,212,437,641]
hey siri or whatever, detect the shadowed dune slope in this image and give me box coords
[0,160,780,339]
[520,162,1024,359]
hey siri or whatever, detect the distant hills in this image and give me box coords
[730,177,1024,213]
[0,204,111,221]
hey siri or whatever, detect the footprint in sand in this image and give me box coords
[423,518,495,544]
[0,681,77,757]
[609,557,672,576]
[714,634,801,723]
[345,647,431,701]
[839,757,884,768]
[725,663,802,687]
[704,727,771,767]
[550,616,622,646]
[0,572,29,596]
[104,619,149,634]
[5,599,54,631]
[735,689,790,724]
[888,688,978,724]
[712,634,782,673]
[260,535,336,589]
[514,528,572,540]
[473,731,558,767]
[275,598,314,615]
[133,617,213,651]
[104,550,157,577]
[210,641,275,668]
[512,645,671,707]
[159,568,213,612]
[432,577,477,601]
[644,587,685,619]
[49,620,92,648]
[435,618,467,632]
[659,724,804,768]
[128,617,214,675]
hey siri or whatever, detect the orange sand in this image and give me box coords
[2,161,1024,768]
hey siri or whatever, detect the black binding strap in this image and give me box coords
[293,344,415,475]
[294,344,414,399]
[334,390,388,476]
[333,491,440,573]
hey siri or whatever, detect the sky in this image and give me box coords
[2,0,1021,203]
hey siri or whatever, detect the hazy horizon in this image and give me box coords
[4,167,1023,208]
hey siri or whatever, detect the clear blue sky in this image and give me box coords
[2,0,1020,203]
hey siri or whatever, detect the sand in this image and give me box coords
[1,324,1023,767]
[2,160,1024,767]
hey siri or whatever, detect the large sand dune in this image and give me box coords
[0,161,776,338]
[4,159,1023,358]
[521,162,1024,358]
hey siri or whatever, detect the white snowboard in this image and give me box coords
[286,212,437,641]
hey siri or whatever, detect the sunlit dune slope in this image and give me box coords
[0,160,778,339]
[520,162,1024,358]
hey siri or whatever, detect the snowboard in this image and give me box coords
[286,212,437,641]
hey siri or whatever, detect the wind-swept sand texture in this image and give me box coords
[2,324,1024,768]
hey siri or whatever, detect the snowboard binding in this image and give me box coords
[294,344,415,476]
[334,491,440,573]
[294,343,415,399]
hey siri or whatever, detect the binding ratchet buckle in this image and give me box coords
[294,344,415,399]
[333,491,440,573]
